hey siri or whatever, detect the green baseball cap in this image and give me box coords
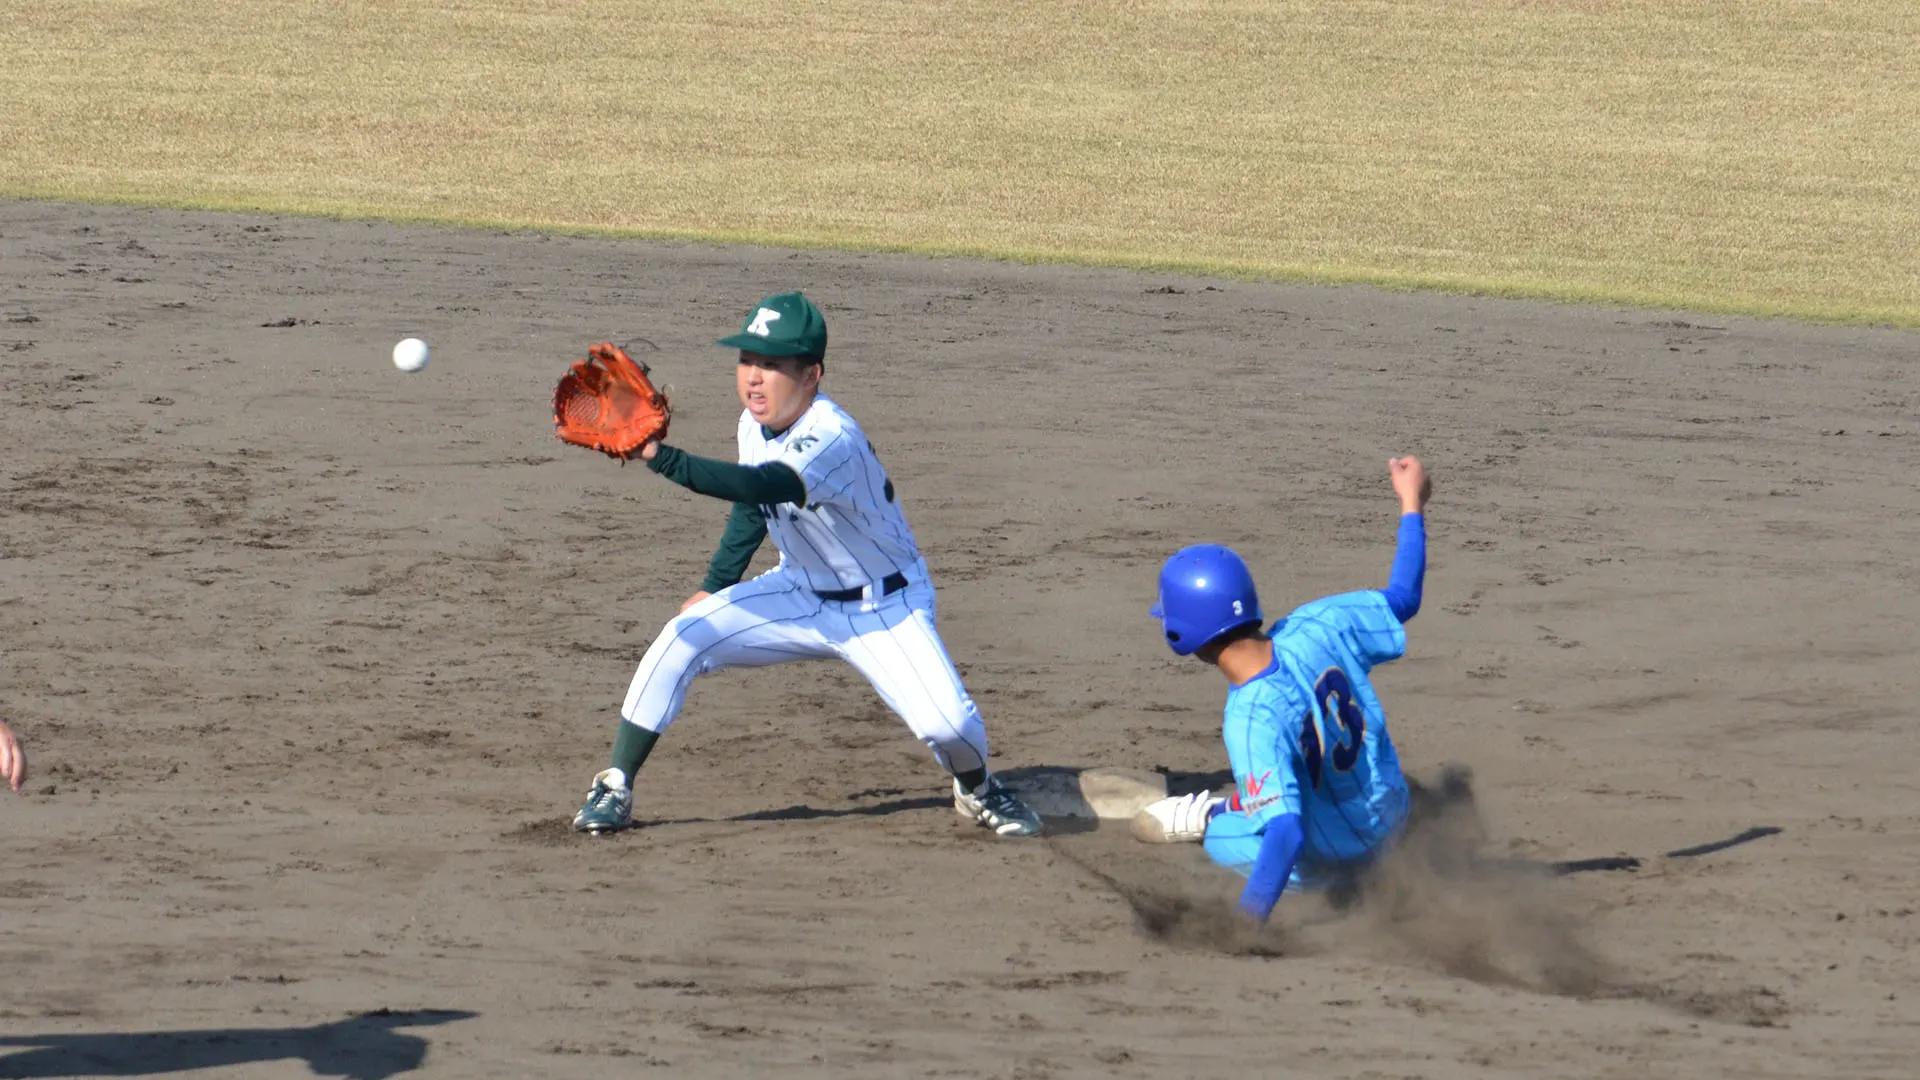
[716,291,828,361]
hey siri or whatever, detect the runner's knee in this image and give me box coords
[1203,815,1263,875]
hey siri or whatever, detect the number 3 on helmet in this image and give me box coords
[1150,544,1264,656]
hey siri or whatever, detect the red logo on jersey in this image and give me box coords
[1229,771,1271,813]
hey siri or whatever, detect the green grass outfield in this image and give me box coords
[4,1,1916,325]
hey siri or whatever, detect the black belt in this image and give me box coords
[815,572,908,603]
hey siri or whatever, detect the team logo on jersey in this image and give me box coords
[791,435,819,453]
[747,307,781,337]
[1230,773,1277,816]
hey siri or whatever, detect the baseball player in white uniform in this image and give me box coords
[571,291,1043,838]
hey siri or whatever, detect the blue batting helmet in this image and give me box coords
[1150,544,1263,656]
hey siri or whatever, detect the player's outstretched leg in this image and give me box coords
[832,582,1042,837]
[573,573,834,833]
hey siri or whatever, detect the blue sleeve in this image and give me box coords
[1380,512,1426,623]
[1237,812,1303,922]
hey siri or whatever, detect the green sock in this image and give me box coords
[610,723,660,786]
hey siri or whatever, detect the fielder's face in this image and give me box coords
[737,351,821,430]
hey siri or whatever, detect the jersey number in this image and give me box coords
[1299,667,1364,789]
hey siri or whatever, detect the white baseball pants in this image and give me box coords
[619,561,990,775]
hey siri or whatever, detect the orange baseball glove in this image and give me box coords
[551,342,671,461]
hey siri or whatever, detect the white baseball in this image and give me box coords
[392,337,430,373]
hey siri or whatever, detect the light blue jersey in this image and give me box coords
[1217,590,1411,870]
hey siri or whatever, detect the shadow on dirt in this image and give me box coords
[0,1008,475,1079]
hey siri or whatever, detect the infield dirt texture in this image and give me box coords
[2,199,1917,1078]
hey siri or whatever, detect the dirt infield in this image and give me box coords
[2,200,1916,1079]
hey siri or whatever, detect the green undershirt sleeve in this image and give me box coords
[701,501,768,593]
[645,444,807,505]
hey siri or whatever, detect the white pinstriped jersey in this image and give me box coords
[737,395,921,592]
